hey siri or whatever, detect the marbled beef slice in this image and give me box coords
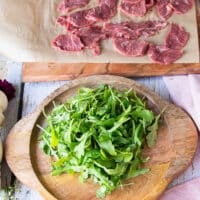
[156,0,173,20]
[120,0,147,17]
[57,0,90,13]
[170,0,193,14]
[52,34,84,51]
[113,38,149,57]
[76,26,106,55]
[148,44,183,64]
[165,23,189,50]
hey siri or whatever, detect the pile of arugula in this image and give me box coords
[39,85,160,198]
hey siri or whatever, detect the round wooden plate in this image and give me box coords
[5,75,198,200]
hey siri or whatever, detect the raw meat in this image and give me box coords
[165,23,189,50]
[56,15,68,26]
[56,16,78,31]
[76,26,106,55]
[99,0,118,8]
[128,20,168,38]
[52,34,84,52]
[104,21,168,39]
[113,38,149,56]
[145,0,154,9]
[86,4,116,22]
[86,0,117,22]
[67,10,93,27]
[57,0,90,13]
[171,0,193,14]
[120,0,147,17]
[104,22,138,39]
[156,0,173,20]
[148,44,183,64]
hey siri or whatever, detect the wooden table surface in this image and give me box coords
[0,55,200,199]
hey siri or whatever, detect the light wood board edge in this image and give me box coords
[22,63,200,82]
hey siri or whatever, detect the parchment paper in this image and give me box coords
[0,0,199,63]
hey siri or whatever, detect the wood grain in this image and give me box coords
[5,75,198,200]
[23,63,200,82]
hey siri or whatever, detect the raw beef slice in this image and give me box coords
[104,22,139,39]
[67,10,93,27]
[156,0,173,20]
[77,26,106,55]
[120,0,147,17]
[170,0,193,14]
[113,38,149,57]
[148,44,183,64]
[57,0,90,13]
[104,21,167,39]
[99,0,118,8]
[86,0,117,22]
[165,23,189,50]
[52,34,84,52]
[128,20,168,38]
[145,0,154,9]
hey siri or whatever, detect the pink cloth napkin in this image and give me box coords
[160,75,200,200]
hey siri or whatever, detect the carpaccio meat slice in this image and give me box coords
[120,0,147,17]
[165,23,189,50]
[76,26,107,55]
[113,38,149,57]
[86,0,117,22]
[52,34,84,52]
[104,21,168,39]
[148,44,183,64]
[67,10,94,27]
[99,0,118,8]
[128,20,168,38]
[156,0,173,20]
[57,0,90,13]
[86,4,115,22]
[170,0,193,14]
[145,0,154,9]
[104,22,138,39]
[56,16,78,32]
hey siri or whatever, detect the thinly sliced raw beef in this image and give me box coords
[86,4,115,22]
[67,10,93,27]
[145,0,154,9]
[148,44,183,64]
[76,26,106,55]
[120,0,147,17]
[57,0,90,13]
[99,0,118,8]
[52,34,84,52]
[104,22,138,39]
[170,0,193,14]
[56,16,78,32]
[86,0,117,22]
[56,15,68,26]
[156,0,173,20]
[128,20,168,38]
[104,21,167,39]
[113,38,148,56]
[165,23,189,50]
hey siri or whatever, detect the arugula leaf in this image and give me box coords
[38,84,161,198]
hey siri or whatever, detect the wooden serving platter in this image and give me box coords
[5,75,198,200]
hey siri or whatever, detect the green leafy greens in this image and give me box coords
[38,85,161,198]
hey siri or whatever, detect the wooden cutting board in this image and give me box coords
[5,75,198,200]
[22,4,200,82]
